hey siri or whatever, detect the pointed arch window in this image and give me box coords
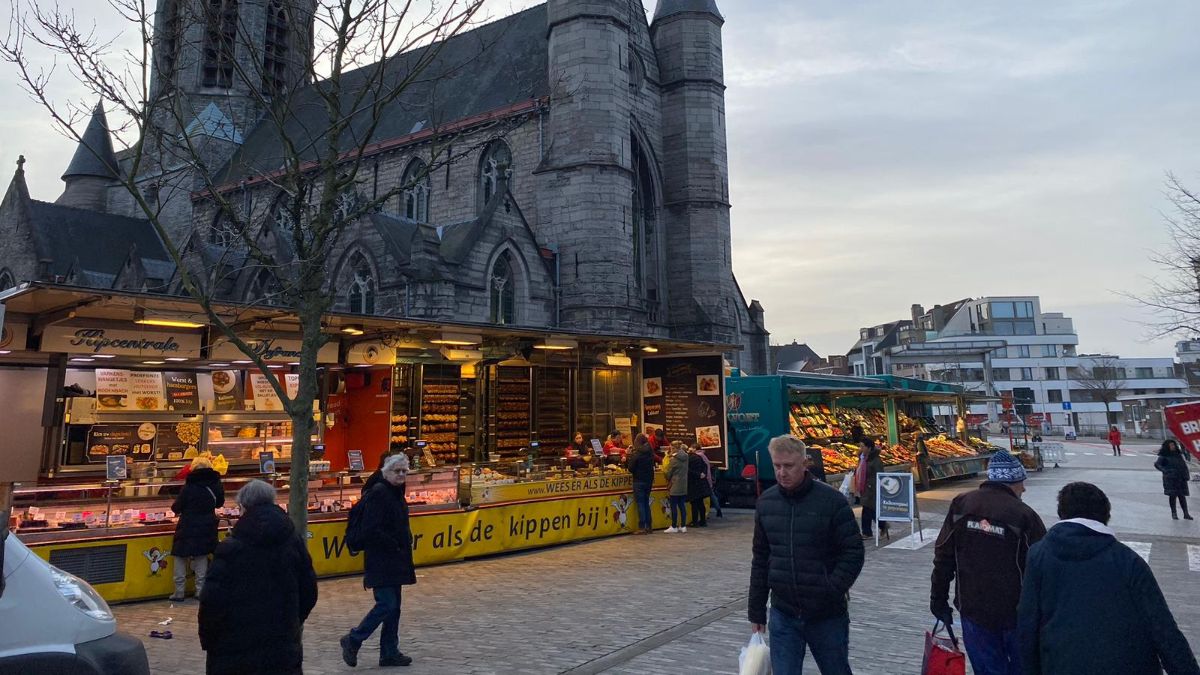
[478,140,512,211]
[209,212,242,248]
[202,0,239,88]
[346,252,376,315]
[401,158,429,223]
[262,0,290,96]
[0,268,15,290]
[246,269,284,306]
[156,0,184,92]
[489,253,516,325]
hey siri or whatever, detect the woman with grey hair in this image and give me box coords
[199,480,318,675]
[341,453,417,668]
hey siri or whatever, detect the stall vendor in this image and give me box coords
[647,428,668,461]
[563,442,588,470]
[603,431,627,465]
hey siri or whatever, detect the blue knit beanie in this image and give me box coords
[987,450,1027,483]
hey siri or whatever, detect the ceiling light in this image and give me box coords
[354,364,373,368]
[208,363,229,367]
[233,360,252,364]
[341,325,365,336]
[165,357,188,362]
[93,354,117,359]
[143,360,165,365]
[70,357,95,363]
[603,353,632,367]
[533,337,578,351]
[0,350,10,355]
[134,308,206,329]
[641,345,658,353]
[439,347,483,361]
[268,364,284,369]
[429,332,482,346]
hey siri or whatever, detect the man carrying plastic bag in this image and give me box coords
[740,632,771,675]
[748,435,865,674]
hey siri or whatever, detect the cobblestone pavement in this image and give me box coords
[114,451,1199,674]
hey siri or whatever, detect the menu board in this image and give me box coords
[164,371,199,412]
[210,370,244,410]
[155,420,203,461]
[641,355,727,466]
[95,368,132,411]
[250,373,284,411]
[128,371,166,411]
[86,423,157,462]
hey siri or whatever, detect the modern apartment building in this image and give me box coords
[848,297,1192,435]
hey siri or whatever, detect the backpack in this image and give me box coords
[344,493,371,554]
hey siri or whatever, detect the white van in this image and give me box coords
[0,533,149,674]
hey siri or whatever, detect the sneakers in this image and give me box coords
[664,527,679,533]
[379,654,413,667]
[340,635,360,668]
[680,526,687,533]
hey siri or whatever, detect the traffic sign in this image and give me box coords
[1062,402,1072,411]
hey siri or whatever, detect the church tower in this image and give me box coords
[651,0,741,345]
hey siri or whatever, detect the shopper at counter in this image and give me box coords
[648,428,668,461]
[198,480,318,675]
[170,456,225,602]
[664,441,690,533]
[687,444,713,528]
[342,454,417,668]
[627,435,656,534]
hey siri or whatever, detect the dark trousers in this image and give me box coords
[632,483,652,530]
[961,616,1021,675]
[689,498,707,525]
[1112,443,1121,456]
[710,484,723,516]
[668,495,687,528]
[860,506,888,536]
[349,586,403,660]
[768,606,852,674]
[1169,495,1191,516]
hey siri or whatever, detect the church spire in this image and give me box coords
[62,103,119,181]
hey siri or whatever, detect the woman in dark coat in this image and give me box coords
[686,444,713,527]
[1155,440,1193,520]
[170,456,225,601]
[199,480,318,675]
[859,439,889,539]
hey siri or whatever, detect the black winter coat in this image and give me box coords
[1018,522,1199,675]
[361,481,417,589]
[748,473,865,624]
[1155,453,1191,497]
[171,468,225,557]
[931,482,1046,632]
[686,453,712,500]
[861,450,885,508]
[198,503,318,675]
[626,446,655,486]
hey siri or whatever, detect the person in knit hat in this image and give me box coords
[930,450,1046,675]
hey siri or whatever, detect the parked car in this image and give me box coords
[0,533,149,674]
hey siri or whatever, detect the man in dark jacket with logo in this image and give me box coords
[342,453,417,668]
[749,435,864,674]
[626,434,656,534]
[199,480,317,675]
[930,450,1045,675]
[1018,482,1198,675]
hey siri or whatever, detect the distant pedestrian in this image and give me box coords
[626,434,656,534]
[686,443,713,527]
[930,450,1046,675]
[697,443,723,517]
[1018,482,1199,675]
[858,439,888,541]
[199,480,317,675]
[1109,425,1123,456]
[341,454,417,668]
[748,435,864,674]
[806,445,827,483]
[664,441,690,533]
[170,455,224,601]
[1155,440,1193,520]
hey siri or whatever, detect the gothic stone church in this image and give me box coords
[0,0,769,373]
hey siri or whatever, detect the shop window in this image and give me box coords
[201,0,238,89]
[478,140,511,210]
[401,158,429,223]
[262,0,289,96]
[345,252,375,314]
[489,252,517,325]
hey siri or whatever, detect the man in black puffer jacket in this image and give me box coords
[198,480,317,675]
[749,435,864,674]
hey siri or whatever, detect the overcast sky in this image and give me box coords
[3,0,1198,359]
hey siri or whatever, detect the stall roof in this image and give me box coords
[775,372,890,390]
[869,375,964,394]
[0,282,738,354]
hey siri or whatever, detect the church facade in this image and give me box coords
[0,0,769,373]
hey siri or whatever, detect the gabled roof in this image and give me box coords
[63,104,120,180]
[217,4,549,183]
[27,200,171,279]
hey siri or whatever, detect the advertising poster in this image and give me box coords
[347,450,365,472]
[641,355,727,466]
[163,371,200,412]
[250,373,285,412]
[87,423,156,462]
[876,472,915,523]
[95,369,132,411]
[210,370,244,410]
[128,371,166,412]
[155,420,202,461]
[106,455,129,480]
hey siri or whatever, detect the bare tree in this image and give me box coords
[1129,173,1200,338]
[1076,357,1128,427]
[0,0,516,531]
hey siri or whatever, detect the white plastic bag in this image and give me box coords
[839,474,852,500]
[739,632,771,675]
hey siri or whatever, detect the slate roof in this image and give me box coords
[28,200,171,278]
[653,0,722,21]
[62,104,120,180]
[217,4,549,183]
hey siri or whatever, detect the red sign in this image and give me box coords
[1001,392,1014,411]
[1163,402,1200,461]
[1026,413,1045,425]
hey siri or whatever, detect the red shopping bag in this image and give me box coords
[922,621,966,675]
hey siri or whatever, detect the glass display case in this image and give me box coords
[206,414,300,465]
[459,459,636,505]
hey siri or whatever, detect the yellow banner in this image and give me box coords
[468,472,665,504]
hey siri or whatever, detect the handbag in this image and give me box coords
[922,621,965,675]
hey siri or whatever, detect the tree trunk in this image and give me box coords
[1103,401,1112,428]
[286,292,327,534]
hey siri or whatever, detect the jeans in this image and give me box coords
[349,586,403,660]
[172,555,208,597]
[961,616,1021,675]
[768,606,852,675]
[668,495,687,528]
[710,484,723,516]
[632,483,652,530]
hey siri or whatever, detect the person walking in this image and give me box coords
[1109,425,1123,456]
[1018,482,1199,675]
[686,444,713,527]
[626,434,656,534]
[169,455,224,601]
[198,480,317,675]
[929,450,1046,675]
[341,454,417,668]
[664,441,690,533]
[1155,440,1194,520]
[748,435,864,674]
[858,439,888,541]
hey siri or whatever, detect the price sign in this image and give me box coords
[347,450,365,472]
[106,455,128,480]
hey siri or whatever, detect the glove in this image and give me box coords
[931,601,954,627]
